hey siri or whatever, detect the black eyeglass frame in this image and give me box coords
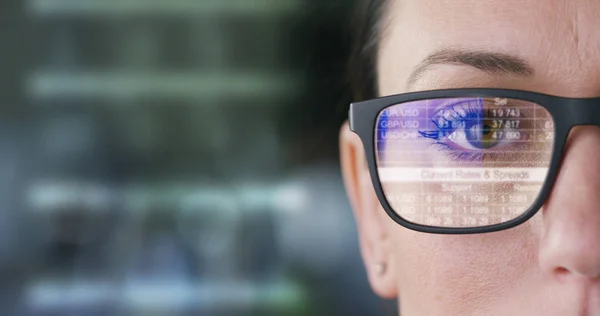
[349,88,600,234]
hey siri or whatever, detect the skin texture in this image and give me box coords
[340,0,600,315]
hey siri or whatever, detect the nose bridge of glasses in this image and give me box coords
[557,98,600,126]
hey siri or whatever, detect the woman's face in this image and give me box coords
[340,0,600,315]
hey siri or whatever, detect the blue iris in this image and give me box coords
[418,99,489,161]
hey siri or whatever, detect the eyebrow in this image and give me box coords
[406,48,535,88]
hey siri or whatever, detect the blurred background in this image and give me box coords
[0,0,395,315]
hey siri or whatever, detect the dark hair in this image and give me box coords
[348,0,389,101]
[280,1,390,163]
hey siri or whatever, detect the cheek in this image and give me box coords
[390,217,541,313]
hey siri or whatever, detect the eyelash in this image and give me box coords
[418,102,491,162]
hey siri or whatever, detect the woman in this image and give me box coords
[339,0,600,315]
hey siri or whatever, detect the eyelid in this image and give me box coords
[430,100,481,130]
[433,101,524,135]
[420,98,533,144]
[431,97,483,113]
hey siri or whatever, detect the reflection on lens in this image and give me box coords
[375,97,554,228]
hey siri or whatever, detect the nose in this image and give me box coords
[538,126,600,280]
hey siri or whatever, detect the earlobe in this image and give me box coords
[339,122,398,299]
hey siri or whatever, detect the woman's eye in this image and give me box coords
[446,118,522,150]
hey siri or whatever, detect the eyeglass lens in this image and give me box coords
[375,97,555,228]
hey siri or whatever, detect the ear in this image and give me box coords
[339,121,398,299]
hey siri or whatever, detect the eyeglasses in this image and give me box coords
[349,88,600,234]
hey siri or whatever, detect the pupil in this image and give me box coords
[465,120,497,149]
[482,124,491,135]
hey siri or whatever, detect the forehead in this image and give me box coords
[378,0,600,96]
